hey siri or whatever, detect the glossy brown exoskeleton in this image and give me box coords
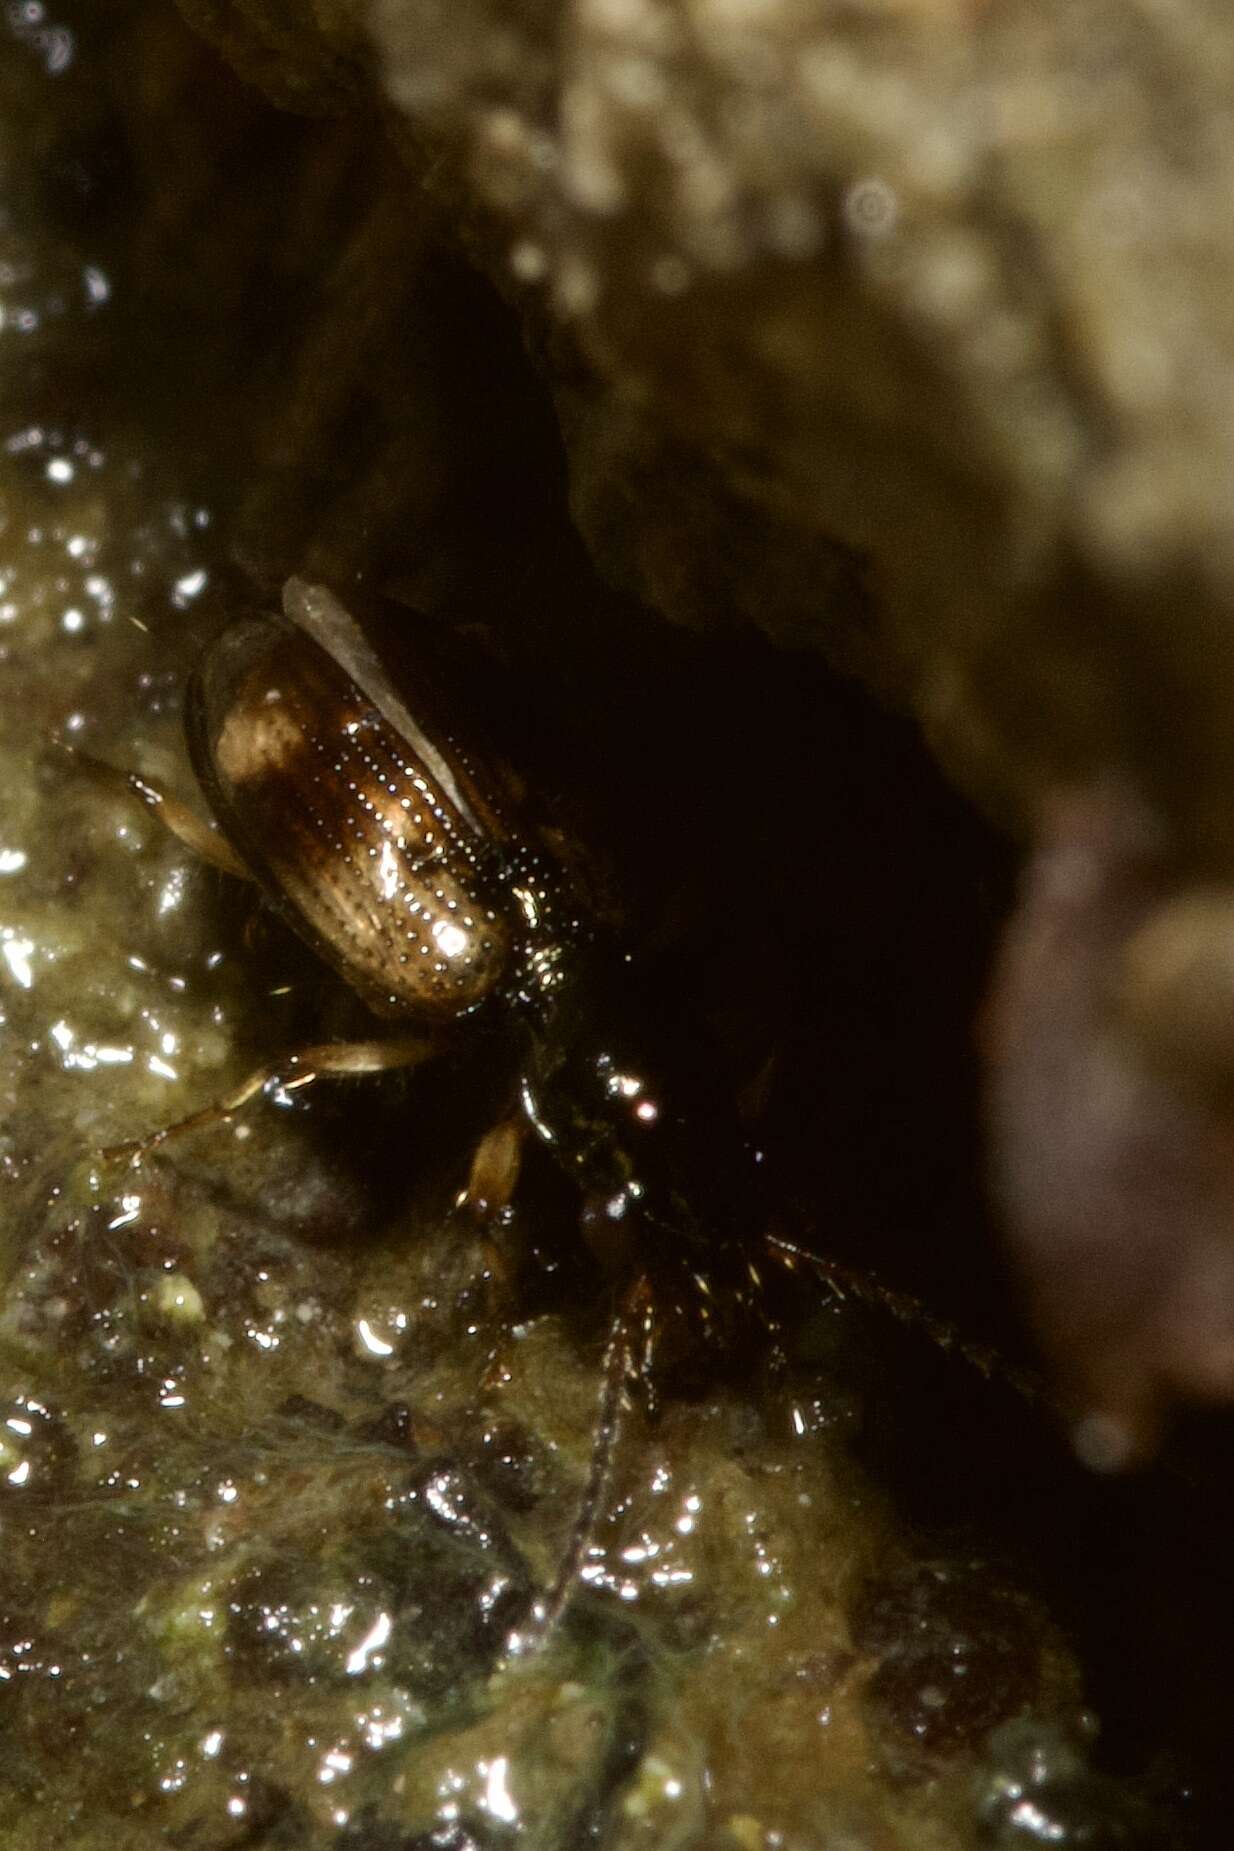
[96,578,772,1624]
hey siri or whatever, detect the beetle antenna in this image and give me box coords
[764,1232,1046,1410]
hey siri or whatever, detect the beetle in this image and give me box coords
[80,576,779,1632]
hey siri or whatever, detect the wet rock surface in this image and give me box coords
[0,5,1226,1848]
[162,0,1234,1450]
[172,0,1234,849]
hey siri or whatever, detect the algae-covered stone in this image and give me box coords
[0,4,1214,1845]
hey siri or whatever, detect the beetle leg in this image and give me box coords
[461,1116,528,1339]
[459,1116,525,1222]
[60,744,253,880]
[101,1034,439,1168]
[512,1275,652,1652]
[623,1272,661,1422]
[462,1117,538,1398]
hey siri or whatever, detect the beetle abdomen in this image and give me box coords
[187,615,511,1021]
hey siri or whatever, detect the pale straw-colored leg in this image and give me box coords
[459,1116,525,1219]
[61,743,252,880]
[103,1034,439,1167]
